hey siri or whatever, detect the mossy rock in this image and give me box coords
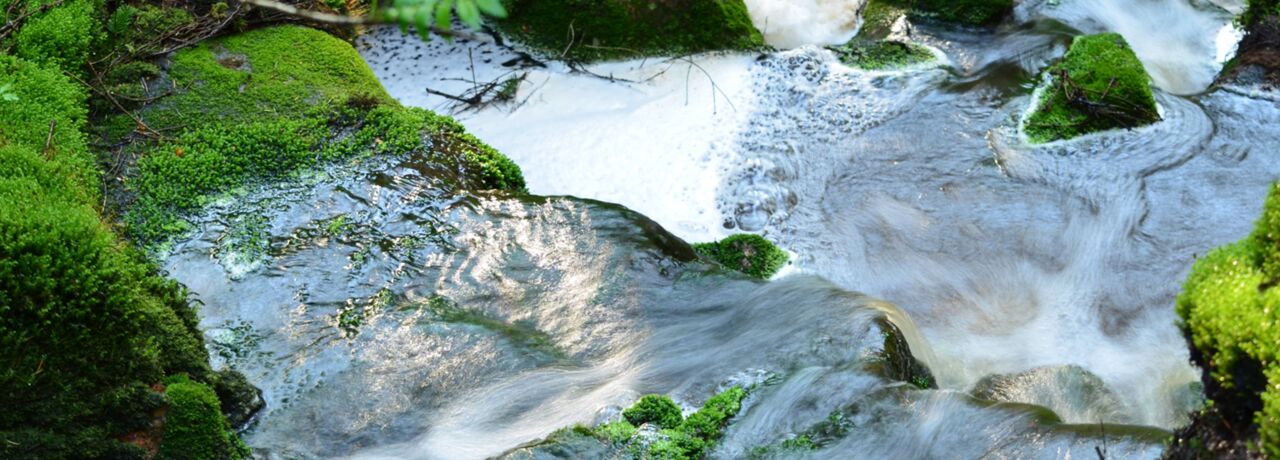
[830,40,935,71]
[157,376,250,460]
[1023,33,1160,143]
[119,26,526,245]
[693,234,788,280]
[1175,182,1280,457]
[127,25,392,136]
[874,0,1013,27]
[499,0,764,62]
[499,387,748,459]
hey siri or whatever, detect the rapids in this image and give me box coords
[160,1,1280,458]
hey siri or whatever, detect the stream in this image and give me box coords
[161,0,1280,458]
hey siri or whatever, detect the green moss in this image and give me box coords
[157,376,250,460]
[646,386,747,459]
[830,40,935,71]
[623,395,683,429]
[593,420,636,444]
[499,0,764,62]
[0,50,239,457]
[1177,182,1280,457]
[14,0,101,74]
[693,234,788,280]
[876,0,1013,27]
[1023,33,1160,143]
[133,25,391,135]
[0,143,214,458]
[0,55,95,201]
[1242,0,1280,29]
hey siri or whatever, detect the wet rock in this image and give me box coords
[211,369,265,430]
[1022,33,1161,143]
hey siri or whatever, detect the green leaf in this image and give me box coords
[456,0,481,28]
[433,0,453,32]
[473,0,506,18]
[3,94,18,102]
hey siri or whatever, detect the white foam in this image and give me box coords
[358,29,758,243]
[744,0,866,48]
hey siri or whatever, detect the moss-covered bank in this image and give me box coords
[498,0,764,62]
[1023,33,1160,143]
[0,24,246,460]
[1166,183,1280,459]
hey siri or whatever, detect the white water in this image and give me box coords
[353,0,1269,436]
[168,1,1280,458]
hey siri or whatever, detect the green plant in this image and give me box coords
[623,395,683,429]
[693,234,789,280]
[382,0,508,37]
[1023,33,1159,143]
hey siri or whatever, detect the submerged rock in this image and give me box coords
[971,365,1134,425]
[1023,33,1161,143]
[829,40,936,71]
[499,0,764,62]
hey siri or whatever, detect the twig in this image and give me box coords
[43,120,56,157]
[67,67,164,141]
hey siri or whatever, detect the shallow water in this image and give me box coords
[161,2,1280,459]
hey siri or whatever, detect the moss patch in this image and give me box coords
[578,387,749,459]
[693,234,788,280]
[157,376,250,460]
[830,40,935,71]
[122,25,390,137]
[1175,182,1280,457]
[622,395,683,430]
[13,0,101,74]
[499,0,764,62]
[875,0,1013,27]
[1023,33,1160,143]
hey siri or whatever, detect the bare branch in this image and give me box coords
[238,0,485,41]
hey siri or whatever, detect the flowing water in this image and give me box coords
[161,1,1280,458]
